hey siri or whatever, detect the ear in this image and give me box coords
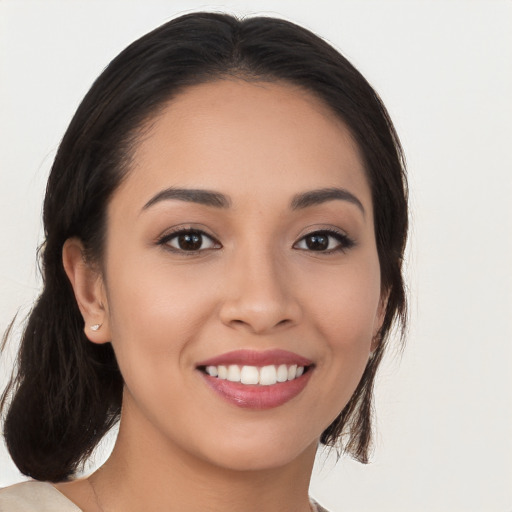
[62,237,111,344]
[371,291,388,353]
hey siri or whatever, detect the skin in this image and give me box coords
[60,79,384,512]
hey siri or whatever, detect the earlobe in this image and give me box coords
[62,238,111,344]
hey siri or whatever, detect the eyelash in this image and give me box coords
[293,228,355,254]
[157,228,355,255]
[157,228,221,254]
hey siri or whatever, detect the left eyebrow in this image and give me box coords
[290,187,365,216]
[142,187,231,211]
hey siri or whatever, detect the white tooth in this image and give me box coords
[259,365,277,386]
[206,365,218,377]
[227,365,241,382]
[217,365,228,380]
[287,364,297,380]
[240,365,259,385]
[276,364,288,382]
[296,366,304,377]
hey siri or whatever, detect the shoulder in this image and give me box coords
[0,481,82,512]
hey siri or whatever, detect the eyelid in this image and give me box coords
[154,224,355,255]
[293,227,355,253]
[156,225,222,253]
[156,223,219,242]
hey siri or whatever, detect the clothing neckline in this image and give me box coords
[45,481,325,511]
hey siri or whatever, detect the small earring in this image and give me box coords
[90,323,102,331]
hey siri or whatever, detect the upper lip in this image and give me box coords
[196,349,313,368]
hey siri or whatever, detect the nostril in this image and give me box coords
[219,294,301,334]
[227,317,293,333]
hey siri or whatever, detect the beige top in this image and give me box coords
[0,481,329,511]
[0,481,81,511]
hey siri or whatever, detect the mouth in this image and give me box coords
[196,350,314,409]
[198,363,309,386]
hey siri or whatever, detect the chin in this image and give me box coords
[193,425,319,473]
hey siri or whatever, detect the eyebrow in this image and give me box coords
[142,188,231,210]
[290,187,365,215]
[142,186,364,215]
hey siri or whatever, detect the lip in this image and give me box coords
[196,349,313,368]
[196,349,314,410]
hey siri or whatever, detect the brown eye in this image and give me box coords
[176,232,202,250]
[162,230,219,252]
[304,233,329,251]
[294,230,355,253]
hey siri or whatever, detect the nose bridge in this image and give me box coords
[219,237,300,333]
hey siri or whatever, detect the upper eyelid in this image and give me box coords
[297,229,348,242]
[293,228,356,251]
[157,228,222,255]
[157,225,220,242]
[295,226,351,241]
[156,225,354,249]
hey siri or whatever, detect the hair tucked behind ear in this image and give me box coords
[1,11,407,481]
[1,286,122,482]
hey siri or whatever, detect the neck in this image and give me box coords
[92,400,317,512]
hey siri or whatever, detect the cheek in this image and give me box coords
[104,256,218,378]
[103,260,223,433]
[310,256,381,342]
[304,254,381,399]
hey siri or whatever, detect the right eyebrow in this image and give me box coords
[290,187,365,216]
[142,187,231,211]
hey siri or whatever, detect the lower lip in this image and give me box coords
[200,370,313,409]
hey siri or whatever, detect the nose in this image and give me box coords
[218,248,302,334]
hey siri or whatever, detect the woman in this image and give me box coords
[0,12,407,512]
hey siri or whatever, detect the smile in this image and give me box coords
[203,364,305,385]
[196,350,314,409]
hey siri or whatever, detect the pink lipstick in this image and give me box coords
[196,349,314,409]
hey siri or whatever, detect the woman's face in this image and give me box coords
[99,79,383,471]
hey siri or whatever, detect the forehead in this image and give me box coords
[118,79,372,213]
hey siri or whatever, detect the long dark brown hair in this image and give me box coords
[1,12,408,482]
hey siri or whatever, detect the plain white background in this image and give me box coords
[1,1,511,511]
